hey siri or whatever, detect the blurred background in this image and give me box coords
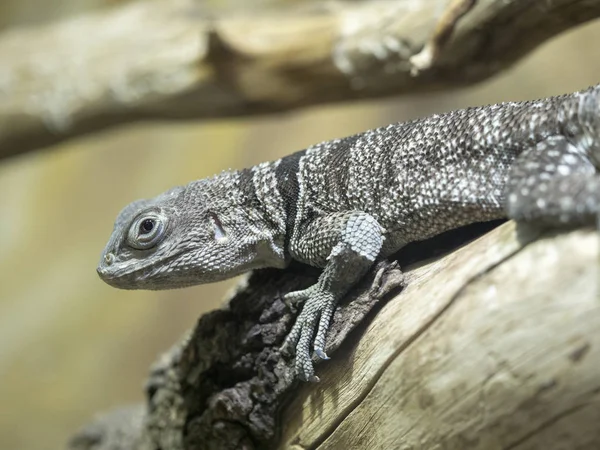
[0,1,598,449]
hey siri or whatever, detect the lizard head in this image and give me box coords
[97,172,287,290]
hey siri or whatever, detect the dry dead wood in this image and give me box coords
[69,222,600,449]
[2,0,600,158]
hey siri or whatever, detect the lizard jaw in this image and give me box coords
[96,248,190,290]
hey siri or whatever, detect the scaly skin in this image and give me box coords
[98,84,600,381]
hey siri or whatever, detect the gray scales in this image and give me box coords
[97,84,600,381]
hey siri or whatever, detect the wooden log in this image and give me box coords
[68,222,600,449]
[280,223,600,449]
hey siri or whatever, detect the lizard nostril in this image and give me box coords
[104,253,115,265]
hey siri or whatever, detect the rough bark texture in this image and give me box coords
[2,0,600,159]
[69,261,405,450]
[68,222,600,450]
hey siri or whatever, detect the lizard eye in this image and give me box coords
[127,213,166,250]
[140,218,155,234]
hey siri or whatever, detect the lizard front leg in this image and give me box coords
[283,212,385,381]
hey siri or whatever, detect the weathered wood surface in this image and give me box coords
[2,0,600,159]
[280,223,600,449]
[68,222,600,450]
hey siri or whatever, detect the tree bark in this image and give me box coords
[2,0,600,159]
[68,222,600,450]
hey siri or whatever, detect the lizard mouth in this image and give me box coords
[96,247,195,290]
[96,260,137,289]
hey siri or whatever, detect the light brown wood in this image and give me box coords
[279,223,600,449]
[67,223,599,449]
[2,0,600,159]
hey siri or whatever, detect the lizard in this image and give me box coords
[97,84,600,382]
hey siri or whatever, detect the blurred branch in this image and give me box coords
[1,0,599,158]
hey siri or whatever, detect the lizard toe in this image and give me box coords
[313,295,335,359]
[282,286,337,379]
[282,317,302,355]
[294,308,319,381]
[283,286,316,307]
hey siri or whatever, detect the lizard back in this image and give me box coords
[277,92,581,248]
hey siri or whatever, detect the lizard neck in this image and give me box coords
[237,163,290,268]
[237,149,308,264]
[271,150,307,253]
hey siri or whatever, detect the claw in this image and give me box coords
[315,348,329,360]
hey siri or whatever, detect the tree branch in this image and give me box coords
[1,0,600,159]
[68,222,600,449]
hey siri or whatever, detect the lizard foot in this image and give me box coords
[282,286,336,381]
